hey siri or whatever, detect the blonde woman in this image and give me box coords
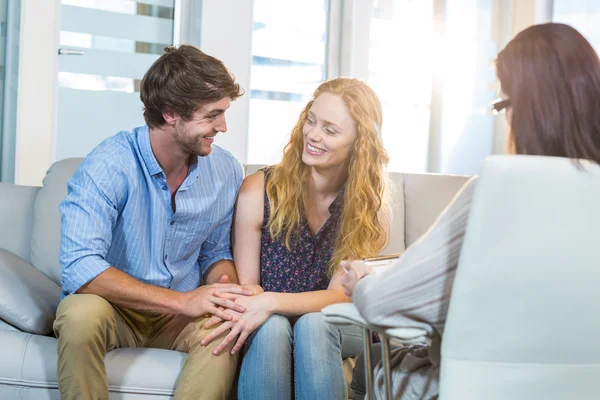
[200,78,391,399]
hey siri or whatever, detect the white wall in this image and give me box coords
[14,0,59,186]
[200,0,253,164]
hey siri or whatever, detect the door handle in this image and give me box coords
[58,48,85,56]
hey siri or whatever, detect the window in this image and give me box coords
[553,0,600,52]
[367,0,498,174]
[247,0,330,165]
[367,0,435,172]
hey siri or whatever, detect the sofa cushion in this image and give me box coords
[402,173,470,247]
[0,330,186,397]
[0,249,61,334]
[30,158,83,284]
[0,183,40,262]
[381,172,406,255]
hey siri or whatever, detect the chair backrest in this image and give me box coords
[440,155,600,400]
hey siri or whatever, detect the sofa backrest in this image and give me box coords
[30,159,83,284]
[26,158,468,284]
[0,183,40,263]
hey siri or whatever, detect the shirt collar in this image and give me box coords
[137,124,202,189]
[137,125,164,176]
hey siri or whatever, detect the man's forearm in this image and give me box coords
[77,267,185,314]
[204,259,239,285]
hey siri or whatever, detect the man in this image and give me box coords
[54,45,251,400]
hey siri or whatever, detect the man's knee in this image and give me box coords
[54,294,115,341]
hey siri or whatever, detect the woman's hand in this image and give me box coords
[340,260,372,297]
[201,292,275,355]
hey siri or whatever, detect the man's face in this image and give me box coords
[173,97,230,157]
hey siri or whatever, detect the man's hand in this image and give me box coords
[200,276,264,328]
[201,292,275,355]
[178,281,253,320]
[340,260,372,297]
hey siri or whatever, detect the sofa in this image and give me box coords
[0,158,469,399]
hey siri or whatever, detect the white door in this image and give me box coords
[55,0,177,160]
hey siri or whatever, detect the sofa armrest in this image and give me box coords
[0,248,61,334]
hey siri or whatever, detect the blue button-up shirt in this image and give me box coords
[59,125,243,299]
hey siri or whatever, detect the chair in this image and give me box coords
[440,155,600,399]
[322,302,429,400]
[325,155,600,400]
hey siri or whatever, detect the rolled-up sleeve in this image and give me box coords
[198,207,235,275]
[59,160,125,297]
[353,177,478,332]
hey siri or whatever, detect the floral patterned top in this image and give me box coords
[260,168,344,293]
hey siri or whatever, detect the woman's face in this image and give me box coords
[301,92,358,170]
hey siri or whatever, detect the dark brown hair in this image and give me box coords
[496,23,600,164]
[140,45,244,128]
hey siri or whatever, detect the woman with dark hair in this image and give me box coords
[342,23,600,399]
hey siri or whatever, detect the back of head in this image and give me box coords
[140,45,244,128]
[496,23,600,164]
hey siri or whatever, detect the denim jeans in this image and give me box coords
[238,312,363,400]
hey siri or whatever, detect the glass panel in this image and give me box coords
[58,72,139,93]
[60,31,168,55]
[368,0,434,173]
[553,0,600,53]
[55,0,174,160]
[58,0,174,91]
[247,0,329,165]
[61,0,173,19]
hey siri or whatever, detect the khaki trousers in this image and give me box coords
[53,294,238,400]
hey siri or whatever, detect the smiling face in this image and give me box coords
[301,92,358,170]
[172,97,230,157]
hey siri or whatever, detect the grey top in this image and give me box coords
[353,177,478,400]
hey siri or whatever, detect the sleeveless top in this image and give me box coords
[260,168,345,293]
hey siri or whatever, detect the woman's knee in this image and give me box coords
[294,312,334,339]
[248,314,293,348]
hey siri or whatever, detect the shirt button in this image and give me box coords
[162,185,168,191]
[164,254,168,260]
[170,221,175,225]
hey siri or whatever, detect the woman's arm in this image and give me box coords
[263,272,350,316]
[232,170,265,286]
[353,177,478,331]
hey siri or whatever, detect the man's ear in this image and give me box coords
[161,107,177,126]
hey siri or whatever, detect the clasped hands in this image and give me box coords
[181,275,273,356]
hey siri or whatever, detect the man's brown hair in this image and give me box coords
[140,45,244,128]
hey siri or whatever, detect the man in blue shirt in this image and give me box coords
[54,45,254,400]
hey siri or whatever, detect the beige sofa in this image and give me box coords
[0,158,469,399]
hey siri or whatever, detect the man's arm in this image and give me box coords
[60,155,249,319]
[78,266,249,318]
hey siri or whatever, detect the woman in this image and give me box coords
[342,22,600,399]
[200,77,392,399]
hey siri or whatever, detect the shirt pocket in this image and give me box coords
[176,221,214,261]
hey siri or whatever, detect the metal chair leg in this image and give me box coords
[363,327,374,400]
[381,335,392,400]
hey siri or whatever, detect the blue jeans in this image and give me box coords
[238,312,363,400]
